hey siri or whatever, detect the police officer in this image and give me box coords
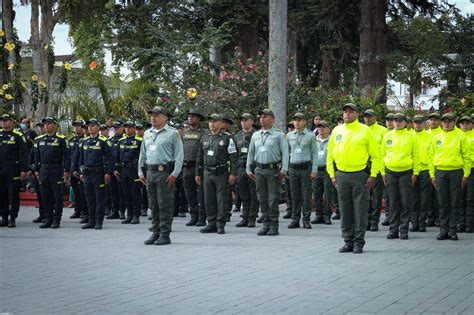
[79,118,114,230]
[458,116,473,233]
[221,114,238,221]
[30,121,46,223]
[381,112,395,226]
[287,113,318,229]
[107,121,126,220]
[430,113,471,241]
[173,122,188,217]
[312,120,334,225]
[0,113,28,228]
[234,113,259,228]
[380,113,420,240]
[426,112,443,227]
[69,119,87,220]
[100,124,109,138]
[196,114,238,234]
[247,109,289,236]
[182,108,207,227]
[136,123,149,217]
[411,115,432,232]
[115,120,142,224]
[327,103,380,254]
[364,109,387,231]
[283,122,296,220]
[33,117,71,229]
[140,106,183,246]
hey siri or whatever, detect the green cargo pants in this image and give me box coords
[147,170,175,236]
[238,167,259,221]
[386,169,413,234]
[289,166,312,223]
[435,169,463,234]
[411,170,431,228]
[255,167,281,230]
[203,170,230,228]
[313,169,333,220]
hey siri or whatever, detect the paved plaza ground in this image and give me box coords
[1,205,473,315]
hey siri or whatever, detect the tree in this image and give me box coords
[386,17,447,108]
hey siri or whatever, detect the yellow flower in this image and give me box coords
[0,89,3,96]
[2,84,9,90]
[39,81,47,88]
[5,94,13,100]
[0,29,5,37]
[21,82,27,89]
[187,88,197,99]
[64,63,72,71]
[31,74,38,81]
[8,63,14,70]
[460,98,466,106]
[4,42,15,52]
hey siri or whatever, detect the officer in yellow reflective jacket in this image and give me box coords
[458,116,474,233]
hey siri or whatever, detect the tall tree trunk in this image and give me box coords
[268,0,287,131]
[320,49,340,88]
[359,0,387,103]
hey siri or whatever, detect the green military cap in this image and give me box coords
[458,116,472,123]
[42,116,58,124]
[363,109,377,116]
[471,113,474,119]
[406,117,413,123]
[86,118,100,125]
[239,113,255,120]
[316,120,330,128]
[72,119,85,126]
[148,106,172,118]
[393,113,407,121]
[385,113,395,120]
[35,121,44,127]
[221,114,234,125]
[1,112,16,121]
[135,123,144,130]
[342,103,359,111]
[413,115,426,123]
[123,120,136,127]
[441,113,456,121]
[292,112,306,120]
[208,113,221,121]
[99,124,108,130]
[111,121,123,128]
[258,108,275,118]
[187,108,205,119]
[428,112,441,119]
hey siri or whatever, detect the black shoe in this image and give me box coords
[288,220,300,229]
[324,217,332,225]
[7,218,15,228]
[267,229,279,236]
[40,220,52,229]
[370,224,379,232]
[79,215,88,224]
[106,213,120,220]
[144,232,160,245]
[381,219,389,226]
[283,212,292,219]
[154,235,171,245]
[94,220,103,230]
[196,217,207,227]
[232,207,241,212]
[200,225,217,233]
[247,220,256,228]
[0,218,8,227]
[217,227,225,234]
[257,216,264,223]
[82,223,95,229]
[436,232,449,240]
[131,216,140,224]
[141,209,148,217]
[148,226,153,232]
[419,225,427,232]
[119,212,126,220]
[186,217,198,226]
[311,217,325,224]
[450,233,458,241]
[466,227,473,233]
[302,222,312,229]
[51,219,60,229]
[104,210,111,216]
[173,211,179,217]
[386,232,399,239]
[148,215,152,220]
[426,220,435,227]
[70,212,81,219]
[410,225,419,232]
[457,225,466,233]
[257,227,269,236]
[178,212,186,217]
[400,233,408,240]
[353,244,363,254]
[33,216,45,223]
[236,220,248,227]
[339,243,354,253]
[121,217,133,224]
[332,213,340,220]
[366,224,371,231]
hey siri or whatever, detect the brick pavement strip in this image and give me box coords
[1,206,473,315]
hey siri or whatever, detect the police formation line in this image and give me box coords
[0,104,472,253]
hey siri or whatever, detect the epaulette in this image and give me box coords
[84,136,90,140]
[134,135,143,141]
[56,133,66,139]
[36,134,46,140]
[13,129,23,136]
[99,135,108,141]
[107,135,114,140]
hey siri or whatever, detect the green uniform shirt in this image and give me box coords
[196,131,238,176]
[246,127,289,174]
[234,128,256,166]
[315,134,330,167]
[287,128,318,173]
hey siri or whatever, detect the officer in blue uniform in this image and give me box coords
[79,118,114,230]
[107,121,126,220]
[34,117,71,229]
[69,119,88,220]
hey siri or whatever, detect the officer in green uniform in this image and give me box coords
[182,109,207,227]
[312,120,333,225]
[141,106,183,246]
[247,109,289,236]
[286,113,317,229]
[430,113,471,241]
[234,113,259,228]
[196,114,238,234]
[221,114,238,221]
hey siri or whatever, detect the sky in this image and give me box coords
[10,0,474,60]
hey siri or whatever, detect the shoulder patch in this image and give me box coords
[99,135,108,141]
[134,135,143,141]
[57,134,66,139]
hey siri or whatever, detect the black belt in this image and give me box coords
[255,162,280,169]
[120,161,138,169]
[317,166,326,171]
[147,163,174,172]
[336,169,365,174]
[183,160,196,167]
[205,164,228,176]
[41,163,62,169]
[289,162,311,169]
[81,165,105,174]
